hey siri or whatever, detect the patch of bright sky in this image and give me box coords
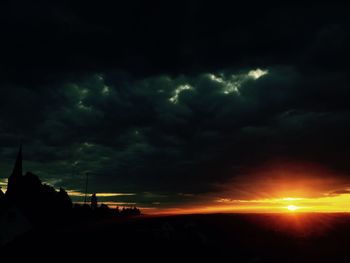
[102,85,110,94]
[169,84,193,103]
[74,201,137,208]
[66,190,136,197]
[210,68,269,95]
[248,68,268,79]
[0,178,8,192]
[192,192,350,213]
[168,68,268,103]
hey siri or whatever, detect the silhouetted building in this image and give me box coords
[0,205,32,246]
[4,145,73,224]
[2,145,141,227]
[91,193,98,210]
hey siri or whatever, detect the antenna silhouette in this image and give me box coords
[84,172,89,205]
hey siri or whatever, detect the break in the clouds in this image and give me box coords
[0,1,350,209]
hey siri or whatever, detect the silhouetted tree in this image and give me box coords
[119,206,141,216]
[57,187,73,211]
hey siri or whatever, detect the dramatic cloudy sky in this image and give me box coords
[1,1,350,212]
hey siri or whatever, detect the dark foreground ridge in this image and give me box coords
[3,213,350,262]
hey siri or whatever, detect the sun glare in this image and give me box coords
[287,205,298,211]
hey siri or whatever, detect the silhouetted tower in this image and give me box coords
[6,144,23,198]
[0,186,4,199]
[91,193,98,210]
[0,187,4,208]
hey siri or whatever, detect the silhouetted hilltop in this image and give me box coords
[1,145,141,227]
[3,146,72,225]
[0,145,142,246]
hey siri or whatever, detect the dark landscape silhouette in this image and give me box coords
[0,145,141,246]
[1,147,350,262]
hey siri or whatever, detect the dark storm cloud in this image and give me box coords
[0,1,350,206]
[1,65,350,202]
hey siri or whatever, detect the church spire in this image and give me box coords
[11,144,23,178]
[6,144,23,197]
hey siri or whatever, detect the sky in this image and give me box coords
[1,1,350,213]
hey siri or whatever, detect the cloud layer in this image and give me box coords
[1,1,350,208]
[1,65,350,207]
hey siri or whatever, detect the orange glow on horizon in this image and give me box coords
[157,162,349,215]
[286,205,298,211]
[70,191,350,216]
[71,162,350,216]
[147,192,350,215]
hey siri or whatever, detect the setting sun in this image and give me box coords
[287,205,298,211]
